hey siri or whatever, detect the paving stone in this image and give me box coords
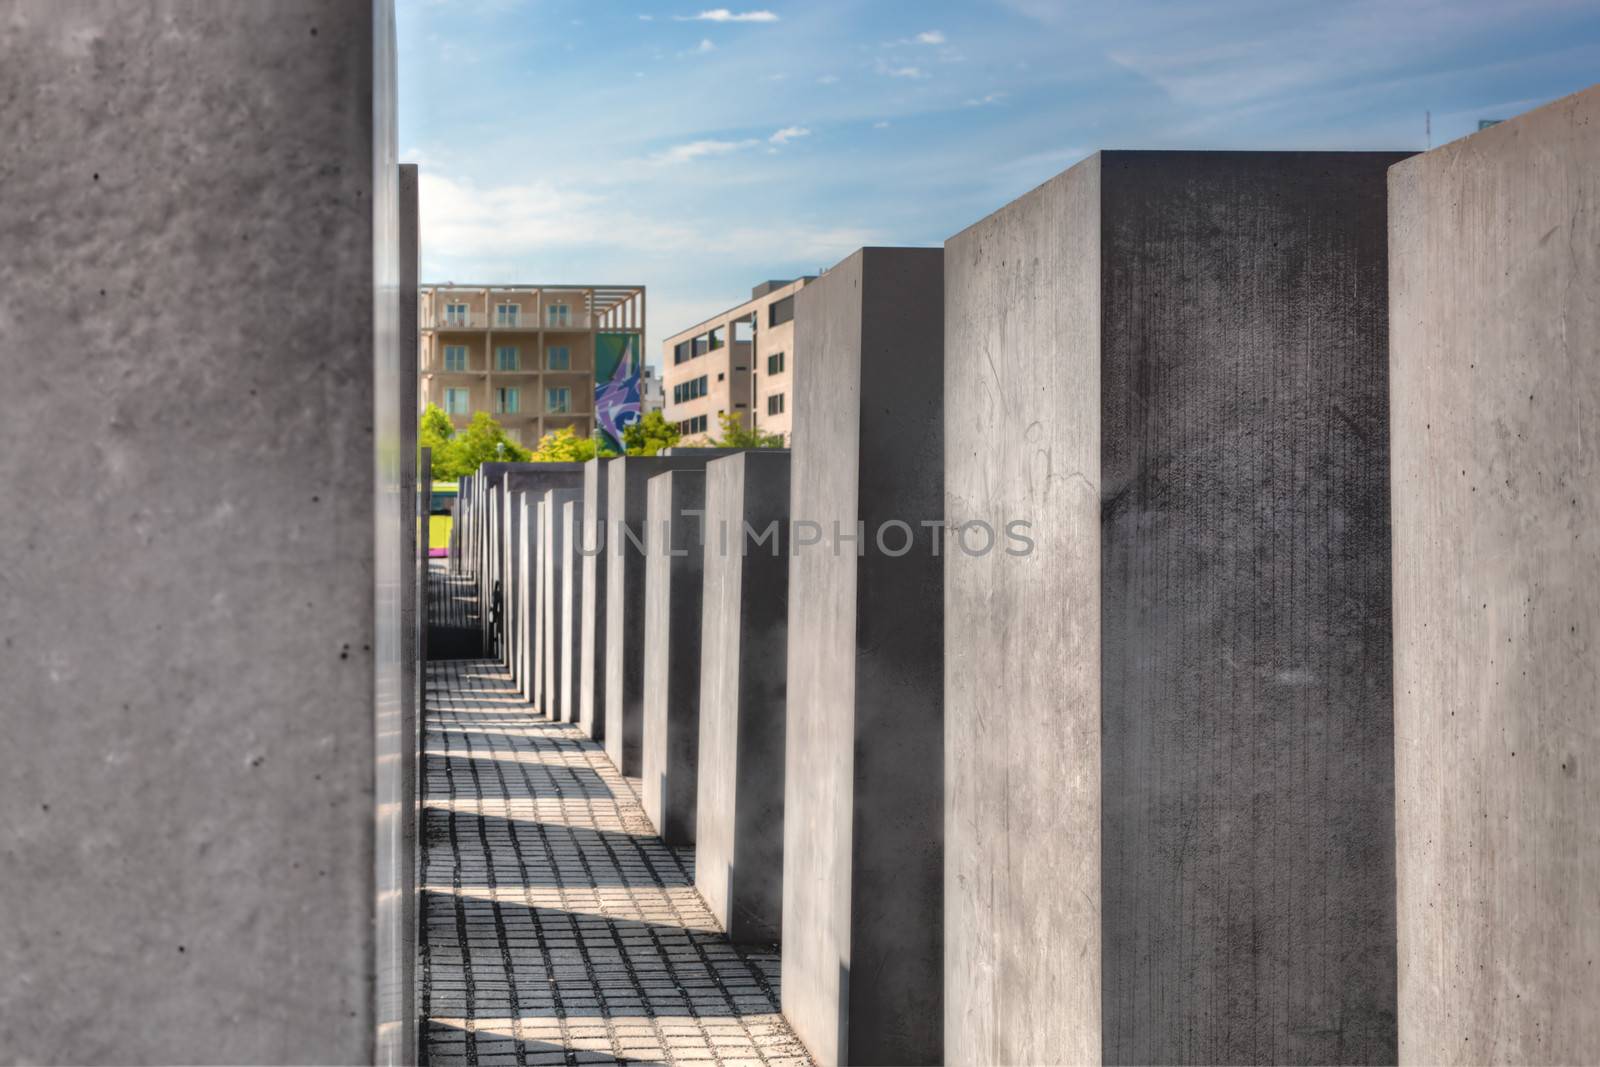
[421,659,808,1065]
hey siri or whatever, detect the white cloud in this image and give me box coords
[872,120,891,128]
[916,30,946,44]
[881,64,928,79]
[678,8,779,21]
[964,91,1008,106]
[638,13,654,19]
[688,37,716,53]
[650,137,759,163]
[817,74,840,85]
[769,125,811,144]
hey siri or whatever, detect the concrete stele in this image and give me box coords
[781,247,946,1067]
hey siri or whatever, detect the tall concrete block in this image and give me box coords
[641,471,707,843]
[944,151,1404,1066]
[605,454,740,776]
[782,247,945,1067]
[0,2,399,1061]
[543,488,582,722]
[1390,88,1600,1065]
[503,465,584,705]
[506,490,528,690]
[580,458,614,740]
[515,493,534,701]
[395,160,420,1064]
[697,451,792,944]
[560,499,586,723]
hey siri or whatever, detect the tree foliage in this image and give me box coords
[417,404,531,478]
[530,426,619,463]
[621,410,682,456]
[706,411,785,449]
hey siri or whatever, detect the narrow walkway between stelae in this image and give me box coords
[420,659,809,1066]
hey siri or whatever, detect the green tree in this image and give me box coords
[451,410,533,471]
[418,403,465,479]
[621,410,682,456]
[707,411,785,449]
[530,426,618,463]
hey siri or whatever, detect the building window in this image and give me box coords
[678,414,708,436]
[444,345,467,372]
[673,341,691,365]
[672,374,709,405]
[547,387,571,414]
[767,393,785,416]
[495,303,520,327]
[693,333,709,357]
[767,351,785,375]
[708,325,726,351]
[495,345,519,371]
[547,346,570,371]
[444,387,470,415]
[445,303,469,327]
[768,295,794,327]
[495,387,520,415]
[546,303,570,327]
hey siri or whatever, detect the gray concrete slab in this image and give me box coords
[0,3,397,1061]
[1390,87,1600,1065]
[782,247,946,1067]
[396,160,420,1064]
[543,488,583,723]
[944,150,1404,1066]
[580,458,614,740]
[560,499,586,724]
[696,451,792,944]
[506,490,527,695]
[605,455,747,776]
[641,471,708,844]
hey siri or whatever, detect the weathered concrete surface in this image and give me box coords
[395,159,420,1064]
[1390,87,1600,1065]
[782,248,945,1067]
[502,466,584,708]
[945,152,1403,1066]
[642,471,708,843]
[696,451,792,944]
[605,455,738,776]
[559,498,586,724]
[942,155,1104,1067]
[0,2,397,1062]
[507,491,528,696]
[515,494,534,702]
[580,458,614,740]
[543,488,582,723]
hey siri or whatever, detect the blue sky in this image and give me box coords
[398,0,1600,366]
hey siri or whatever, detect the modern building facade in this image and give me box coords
[641,365,664,414]
[420,284,645,448]
[662,277,811,444]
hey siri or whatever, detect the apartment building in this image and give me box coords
[420,284,645,448]
[641,365,664,414]
[661,277,812,444]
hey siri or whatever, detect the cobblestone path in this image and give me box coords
[420,659,809,1067]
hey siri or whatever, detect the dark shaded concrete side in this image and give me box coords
[1390,87,1600,1065]
[544,488,583,724]
[943,154,1104,1067]
[507,491,528,697]
[395,160,420,1065]
[579,457,613,740]
[502,465,583,708]
[641,471,707,844]
[1099,151,1404,1066]
[0,3,394,1061]
[697,451,792,944]
[605,454,744,777]
[782,248,946,1067]
[559,498,586,724]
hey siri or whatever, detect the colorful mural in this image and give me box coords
[594,332,642,453]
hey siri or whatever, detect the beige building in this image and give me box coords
[420,284,645,446]
[662,278,812,444]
